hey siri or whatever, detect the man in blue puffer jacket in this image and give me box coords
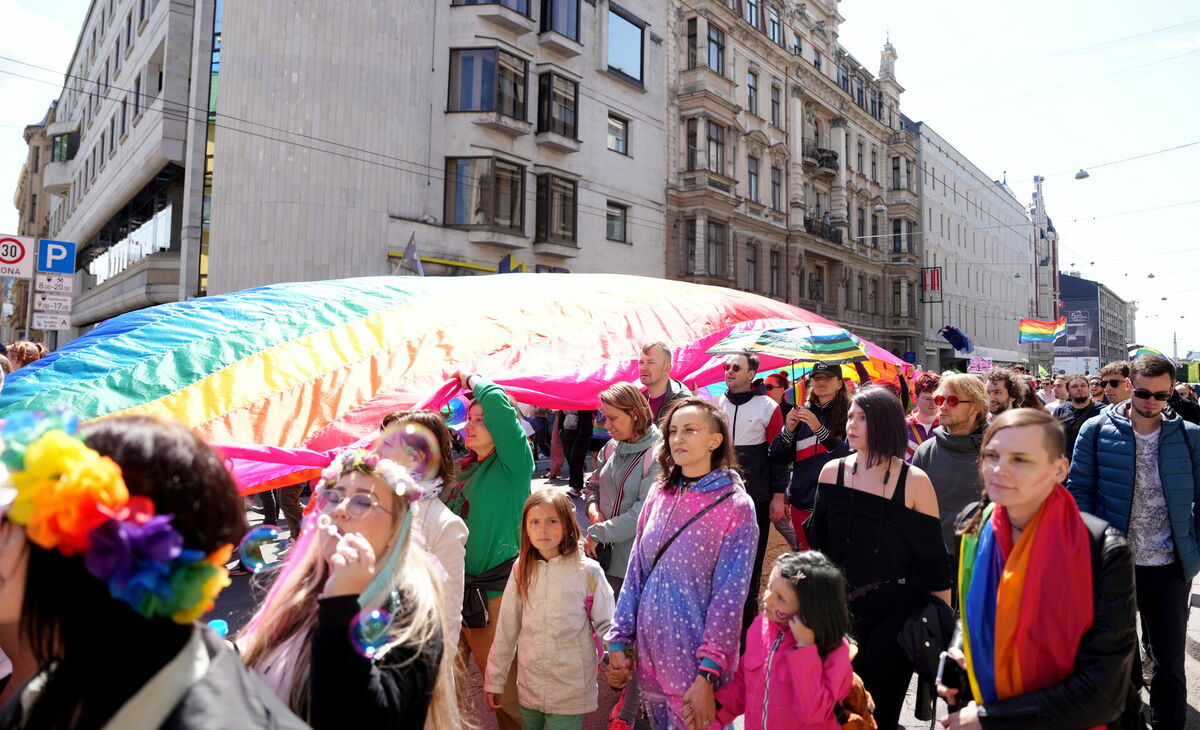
[1067,355,1200,730]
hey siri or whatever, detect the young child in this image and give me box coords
[485,489,616,730]
[709,551,854,730]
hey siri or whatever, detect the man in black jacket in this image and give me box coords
[1054,374,1104,460]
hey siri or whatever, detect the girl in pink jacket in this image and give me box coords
[708,551,854,730]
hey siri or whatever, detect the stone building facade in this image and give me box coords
[663,0,920,356]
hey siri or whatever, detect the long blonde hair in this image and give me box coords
[238,471,461,728]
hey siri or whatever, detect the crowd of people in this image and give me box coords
[0,336,1196,730]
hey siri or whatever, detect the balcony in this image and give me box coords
[455,0,536,35]
[539,31,582,57]
[803,215,842,244]
[889,128,918,151]
[43,160,73,197]
[887,187,918,212]
[533,240,580,258]
[886,249,918,266]
[468,228,527,249]
[677,65,738,113]
[679,168,738,198]
[889,315,919,332]
[801,138,818,167]
[815,148,839,177]
[535,130,580,153]
[471,112,534,137]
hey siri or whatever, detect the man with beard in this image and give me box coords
[637,341,690,423]
[984,367,1023,417]
[1054,374,1105,460]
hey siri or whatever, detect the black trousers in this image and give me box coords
[1134,562,1190,730]
[852,609,914,730]
[561,412,594,492]
[743,499,772,634]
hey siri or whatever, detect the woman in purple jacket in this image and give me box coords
[606,398,758,729]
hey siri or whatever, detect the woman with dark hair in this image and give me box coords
[807,386,952,729]
[940,409,1136,729]
[770,362,852,551]
[606,398,758,730]
[0,413,306,729]
[377,409,469,662]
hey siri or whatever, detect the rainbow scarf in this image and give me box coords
[958,485,1095,712]
[1017,317,1066,344]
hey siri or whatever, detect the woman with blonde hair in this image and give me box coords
[237,449,459,729]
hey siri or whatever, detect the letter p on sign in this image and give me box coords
[37,239,77,275]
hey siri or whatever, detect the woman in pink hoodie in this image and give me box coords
[709,550,854,729]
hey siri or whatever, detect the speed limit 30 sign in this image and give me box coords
[0,235,33,279]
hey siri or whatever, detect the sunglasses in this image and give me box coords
[933,395,972,407]
[1132,389,1171,402]
[723,363,743,373]
[314,489,386,518]
[764,384,782,391]
[1102,379,1126,389]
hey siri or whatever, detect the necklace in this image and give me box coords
[845,456,894,555]
[850,455,892,494]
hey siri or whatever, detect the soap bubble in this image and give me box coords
[237,524,282,573]
[349,608,393,658]
[439,396,469,430]
[374,422,440,482]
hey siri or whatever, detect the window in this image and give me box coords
[856,206,865,241]
[684,218,696,274]
[28,194,36,222]
[448,49,527,120]
[536,174,577,244]
[52,134,70,162]
[771,166,782,210]
[768,8,781,44]
[745,244,758,290]
[686,118,699,170]
[813,49,822,72]
[114,37,120,72]
[707,221,727,278]
[125,12,132,46]
[443,157,525,232]
[769,250,780,296]
[606,202,628,242]
[870,279,878,314]
[891,156,901,189]
[139,0,147,22]
[791,34,801,56]
[706,121,724,174]
[870,150,878,182]
[893,281,903,316]
[870,214,879,247]
[707,24,724,75]
[108,117,116,153]
[744,0,759,28]
[746,71,758,115]
[686,18,697,69]
[31,146,39,173]
[837,65,849,91]
[607,7,644,84]
[455,0,530,13]
[541,0,579,39]
[537,72,577,138]
[99,133,107,164]
[856,142,863,173]
[607,114,628,154]
[857,275,865,310]
[747,155,759,202]
[770,84,781,126]
[120,98,127,135]
[892,219,903,252]
[854,78,864,107]
[133,75,141,117]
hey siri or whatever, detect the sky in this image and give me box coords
[0,0,1197,357]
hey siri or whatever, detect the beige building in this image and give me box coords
[662,0,921,357]
[8,103,56,342]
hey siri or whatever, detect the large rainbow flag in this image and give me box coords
[1,274,912,491]
[1017,317,1066,344]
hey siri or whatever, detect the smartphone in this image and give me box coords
[935,651,949,686]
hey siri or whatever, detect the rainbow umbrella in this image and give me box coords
[706,323,869,365]
[2,274,910,490]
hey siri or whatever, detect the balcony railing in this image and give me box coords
[801,138,818,165]
[889,129,917,148]
[816,148,839,175]
[803,216,842,244]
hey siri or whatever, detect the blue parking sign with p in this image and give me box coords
[37,239,76,274]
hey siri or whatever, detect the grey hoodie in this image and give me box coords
[583,426,663,578]
[911,422,986,550]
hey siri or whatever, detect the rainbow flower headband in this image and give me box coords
[0,411,232,625]
[320,448,425,502]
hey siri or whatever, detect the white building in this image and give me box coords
[913,120,1035,371]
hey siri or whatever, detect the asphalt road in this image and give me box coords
[209,471,1200,729]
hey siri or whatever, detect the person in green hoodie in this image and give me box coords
[442,372,533,730]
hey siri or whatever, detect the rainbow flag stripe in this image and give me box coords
[1017,317,1066,344]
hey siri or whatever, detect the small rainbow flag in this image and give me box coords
[1018,317,1066,344]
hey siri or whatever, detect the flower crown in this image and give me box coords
[320,449,423,502]
[0,411,232,625]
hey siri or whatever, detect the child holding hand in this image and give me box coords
[705,551,854,730]
[485,489,616,730]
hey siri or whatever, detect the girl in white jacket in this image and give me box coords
[485,488,616,729]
